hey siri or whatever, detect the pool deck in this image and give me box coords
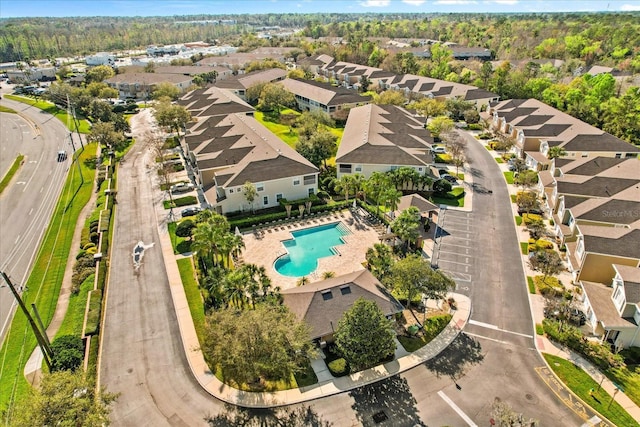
[241,209,383,289]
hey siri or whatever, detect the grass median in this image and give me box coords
[0,143,97,412]
[0,154,24,194]
[3,94,91,133]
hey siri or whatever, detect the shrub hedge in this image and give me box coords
[534,275,564,297]
[328,358,349,376]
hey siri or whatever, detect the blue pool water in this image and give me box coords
[274,222,351,277]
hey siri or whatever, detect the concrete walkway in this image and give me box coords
[159,205,471,406]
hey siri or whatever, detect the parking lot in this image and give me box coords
[431,208,474,295]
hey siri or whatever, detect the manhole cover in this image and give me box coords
[373,411,388,423]
[525,393,533,400]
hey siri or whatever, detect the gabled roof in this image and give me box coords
[214,68,286,90]
[179,86,254,118]
[104,72,192,85]
[581,227,640,259]
[613,265,640,305]
[336,104,434,167]
[562,133,640,153]
[397,194,438,213]
[581,280,636,328]
[572,199,640,226]
[281,269,403,340]
[280,78,371,106]
[188,113,317,186]
[556,176,639,199]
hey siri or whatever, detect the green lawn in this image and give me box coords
[254,111,300,148]
[0,143,97,410]
[432,187,465,207]
[520,242,529,255]
[0,105,17,113]
[168,221,192,254]
[0,154,24,194]
[55,274,94,338]
[3,94,92,133]
[163,195,197,209]
[503,171,515,184]
[510,194,517,203]
[435,153,452,163]
[176,257,205,343]
[527,276,536,294]
[495,157,504,163]
[397,314,452,352]
[543,354,639,427]
[515,215,523,226]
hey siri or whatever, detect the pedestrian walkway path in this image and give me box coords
[158,204,471,406]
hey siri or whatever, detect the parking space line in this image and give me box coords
[436,259,471,266]
[437,391,478,427]
[438,242,473,249]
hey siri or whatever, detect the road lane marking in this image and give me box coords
[464,331,510,345]
[28,208,33,215]
[581,416,602,427]
[437,391,478,427]
[14,235,21,244]
[468,319,533,338]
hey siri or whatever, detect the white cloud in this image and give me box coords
[620,3,640,10]
[359,0,391,7]
[489,0,519,4]
[402,0,426,5]
[435,0,478,4]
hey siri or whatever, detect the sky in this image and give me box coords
[1,0,639,17]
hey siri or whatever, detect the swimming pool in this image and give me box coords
[274,222,351,277]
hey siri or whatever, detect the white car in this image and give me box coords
[170,182,194,194]
[431,146,447,154]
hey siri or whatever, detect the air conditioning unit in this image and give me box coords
[319,341,327,349]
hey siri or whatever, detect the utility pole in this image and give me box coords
[0,272,53,370]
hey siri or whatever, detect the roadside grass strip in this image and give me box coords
[3,94,92,133]
[543,354,639,427]
[0,144,96,413]
[0,154,24,194]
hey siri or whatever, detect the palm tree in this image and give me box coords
[296,276,310,286]
[391,207,421,254]
[242,264,272,308]
[191,222,218,270]
[223,269,250,308]
[334,174,355,202]
[201,267,227,311]
[365,243,394,280]
[383,188,402,217]
[322,271,336,279]
[364,172,392,215]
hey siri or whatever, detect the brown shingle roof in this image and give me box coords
[336,104,434,168]
[581,280,636,328]
[281,270,403,340]
[280,78,371,106]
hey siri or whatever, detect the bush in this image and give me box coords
[533,239,554,251]
[83,242,96,251]
[467,123,483,130]
[85,289,102,336]
[327,358,349,376]
[543,319,624,370]
[50,335,84,372]
[534,275,564,297]
[522,213,542,225]
[477,132,493,139]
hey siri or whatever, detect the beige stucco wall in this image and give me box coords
[578,253,640,283]
[218,173,318,214]
[337,163,429,180]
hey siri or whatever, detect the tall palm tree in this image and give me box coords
[383,188,402,216]
[322,271,336,279]
[201,267,226,311]
[391,207,421,254]
[223,269,250,308]
[364,172,392,215]
[242,264,272,308]
[191,222,218,270]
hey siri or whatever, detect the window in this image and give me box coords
[276,193,283,202]
[322,291,333,300]
[581,153,588,158]
[229,188,234,194]
[303,175,316,185]
[355,165,362,172]
[263,196,269,205]
[256,183,264,192]
[340,286,351,295]
[339,164,352,173]
[308,188,314,196]
[390,165,398,171]
[293,178,300,185]
[615,153,622,159]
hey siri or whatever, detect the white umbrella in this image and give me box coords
[235,226,241,236]
[352,199,357,208]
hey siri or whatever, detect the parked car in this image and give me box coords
[438,168,449,176]
[57,151,67,162]
[543,306,587,326]
[170,182,194,194]
[440,174,458,183]
[431,146,447,154]
[181,206,203,218]
[517,207,544,216]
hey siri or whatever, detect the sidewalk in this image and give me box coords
[158,207,471,406]
[474,134,640,423]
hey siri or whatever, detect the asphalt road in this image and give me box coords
[99,115,588,426]
[0,92,73,343]
[99,110,222,426]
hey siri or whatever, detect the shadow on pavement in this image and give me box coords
[205,403,332,426]
[350,375,425,427]
[424,333,484,383]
